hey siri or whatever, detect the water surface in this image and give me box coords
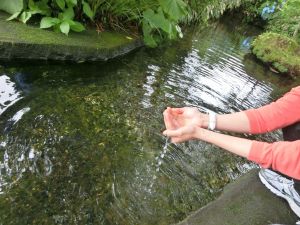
[0,18,296,224]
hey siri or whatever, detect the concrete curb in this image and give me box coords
[176,169,298,225]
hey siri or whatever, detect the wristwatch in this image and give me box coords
[208,111,217,130]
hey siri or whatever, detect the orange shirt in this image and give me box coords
[245,86,300,180]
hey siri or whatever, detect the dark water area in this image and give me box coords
[0,18,298,224]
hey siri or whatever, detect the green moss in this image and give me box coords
[252,32,300,76]
[0,12,135,48]
[0,11,142,62]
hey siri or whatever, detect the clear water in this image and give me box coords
[0,18,297,224]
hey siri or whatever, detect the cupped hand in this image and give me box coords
[162,107,207,143]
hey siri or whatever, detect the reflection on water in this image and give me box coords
[0,75,23,115]
[0,19,295,224]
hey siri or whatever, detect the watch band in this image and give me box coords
[208,111,217,130]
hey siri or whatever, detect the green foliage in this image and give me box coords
[268,0,300,43]
[2,0,258,45]
[184,0,255,23]
[84,0,252,47]
[5,0,94,35]
[240,0,300,42]
[141,0,187,47]
[239,0,266,24]
[82,0,94,21]
[240,0,300,75]
[86,0,187,47]
[0,0,23,15]
[252,32,300,76]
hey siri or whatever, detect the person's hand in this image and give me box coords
[162,107,207,143]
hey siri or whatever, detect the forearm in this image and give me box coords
[202,111,251,133]
[195,128,252,158]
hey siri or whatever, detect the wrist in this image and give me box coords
[202,113,209,128]
[194,127,209,140]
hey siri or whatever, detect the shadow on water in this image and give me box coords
[0,17,298,224]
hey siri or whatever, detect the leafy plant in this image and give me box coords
[0,0,24,15]
[259,0,285,20]
[142,0,188,47]
[184,0,255,23]
[6,0,95,35]
[268,0,300,42]
[2,0,260,46]
[86,0,188,47]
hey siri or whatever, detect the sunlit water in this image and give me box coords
[0,18,297,224]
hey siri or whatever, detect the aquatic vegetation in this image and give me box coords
[252,32,300,76]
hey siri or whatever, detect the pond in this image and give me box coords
[0,17,296,224]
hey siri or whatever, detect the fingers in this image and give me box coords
[164,107,182,130]
[163,107,175,130]
[162,128,192,143]
[171,108,184,114]
[163,108,171,130]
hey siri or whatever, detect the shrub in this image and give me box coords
[86,0,188,47]
[252,32,300,76]
[5,0,94,35]
[185,0,255,23]
[268,0,300,43]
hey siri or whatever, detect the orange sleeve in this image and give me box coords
[248,140,300,180]
[244,86,300,134]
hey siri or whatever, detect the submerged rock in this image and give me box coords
[0,11,143,62]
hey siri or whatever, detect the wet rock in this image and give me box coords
[176,169,298,225]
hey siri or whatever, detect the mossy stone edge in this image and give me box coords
[176,169,298,225]
[251,32,300,76]
[0,11,143,62]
